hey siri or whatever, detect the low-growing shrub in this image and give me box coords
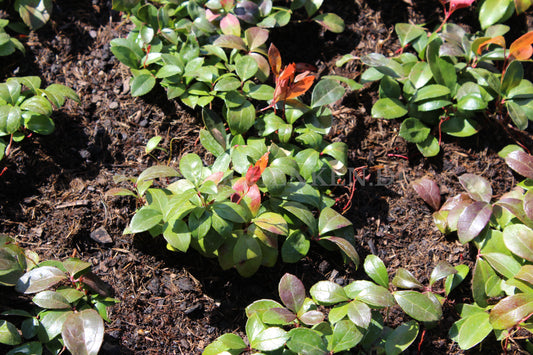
[203,256,466,354]
[414,147,533,350]
[0,235,118,355]
[0,76,79,161]
[339,0,533,157]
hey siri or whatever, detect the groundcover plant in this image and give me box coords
[1,0,533,353]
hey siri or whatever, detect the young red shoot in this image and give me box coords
[231,152,269,215]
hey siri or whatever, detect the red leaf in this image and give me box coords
[476,36,506,55]
[245,152,269,186]
[247,184,261,215]
[505,150,533,179]
[286,74,315,100]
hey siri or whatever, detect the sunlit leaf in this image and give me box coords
[412,177,441,210]
[62,309,104,355]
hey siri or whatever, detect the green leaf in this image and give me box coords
[444,264,469,296]
[0,106,22,135]
[483,252,521,279]
[39,309,73,342]
[251,327,288,351]
[15,266,67,294]
[395,23,425,47]
[409,62,433,89]
[131,71,156,96]
[295,149,320,181]
[262,167,286,195]
[236,55,258,82]
[429,261,457,287]
[440,115,479,137]
[6,342,42,355]
[318,207,351,236]
[416,134,440,157]
[278,273,306,313]
[394,291,442,322]
[0,320,21,345]
[110,40,141,69]
[490,293,533,329]
[128,207,162,234]
[282,230,310,263]
[286,328,328,355]
[472,258,494,307]
[392,268,423,289]
[24,113,55,135]
[328,319,364,352]
[313,13,345,33]
[413,84,450,102]
[179,153,204,186]
[385,320,419,355]
[346,300,371,328]
[503,224,533,261]
[457,94,488,111]
[213,202,249,223]
[163,219,191,252]
[479,0,514,29]
[322,75,363,91]
[311,79,345,108]
[20,96,53,116]
[225,97,255,135]
[344,280,395,307]
[364,255,389,288]
[371,98,407,119]
[62,309,104,355]
[507,101,528,130]
[0,81,20,105]
[502,61,524,96]
[254,212,288,236]
[32,290,71,309]
[322,142,347,165]
[426,38,456,90]
[234,235,262,277]
[310,281,350,305]
[320,236,359,266]
[449,312,492,350]
[14,0,53,30]
[399,118,430,143]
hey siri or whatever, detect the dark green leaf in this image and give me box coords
[286,328,328,355]
[310,281,349,305]
[363,255,389,288]
[131,72,156,96]
[371,98,407,119]
[385,320,419,355]
[394,291,442,322]
[311,79,345,108]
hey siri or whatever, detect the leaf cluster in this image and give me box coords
[347,21,533,157]
[0,76,80,161]
[110,0,345,104]
[0,236,118,355]
[414,147,533,350]
[204,255,466,354]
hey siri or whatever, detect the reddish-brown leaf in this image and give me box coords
[268,44,282,78]
[412,177,441,210]
[476,36,506,55]
[286,74,315,100]
[509,31,533,61]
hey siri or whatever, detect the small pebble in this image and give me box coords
[109,102,119,109]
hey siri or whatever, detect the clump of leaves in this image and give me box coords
[414,148,533,350]
[478,0,532,29]
[0,19,24,57]
[203,255,466,354]
[110,0,345,105]
[0,235,118,355]
[0,76,80,161]
[339,0,533,157]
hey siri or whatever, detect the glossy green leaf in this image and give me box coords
[371,98,407,119]
[250,327,288,351]
[295,149,320,181]
[24,113,55,135]
[458,174,492,203]
[14,0,53,30]
[286,328,328,355]
[311,79,345,108]
[363,255,389,288]
[328,319,364,352]
[479,0,514,29]
[278,273,305,313]
[128,207,162,234]
[392,268,423,289]
[262,167,286,195]
[234,235,262,277]
[399,118,430,143]
[503,224,533,261]
[394,291,442,322]
[507,101,529,130]
[385,320,419,355]
[490,293,533,329]
[444,264,469,296]
[6,341,42,355]
[61,309,104,355]
[441,115,479,137]
[430,261,457,287]
[346,300,371,328]
[254,212,288,236]
[313,13,344,33]
[163,219,191,252]
[413,84,450,102]
[310,281,349,305]
[318,207,351,236]
[0,106,22,135]
[281,230,310,263]
[15,266,67,294]
[409,62,432,89]
[131,71,156,96]
[236,55,258,82]
[449,312,492,350]
[32,290,71,309]
[0,320,21,345]
[344,280,395,308]
[225,98,255,135]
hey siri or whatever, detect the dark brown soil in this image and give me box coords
[0,0,532,354]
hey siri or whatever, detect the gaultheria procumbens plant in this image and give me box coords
[338,0,533,157]
[0,19,24,57]
[203,256,466,354]
[109,41,360,277]
[0,235,118,355]
[413,148,533,350]
[0,76,80,161]
[478,0,532,29]
[110,0,345,103]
